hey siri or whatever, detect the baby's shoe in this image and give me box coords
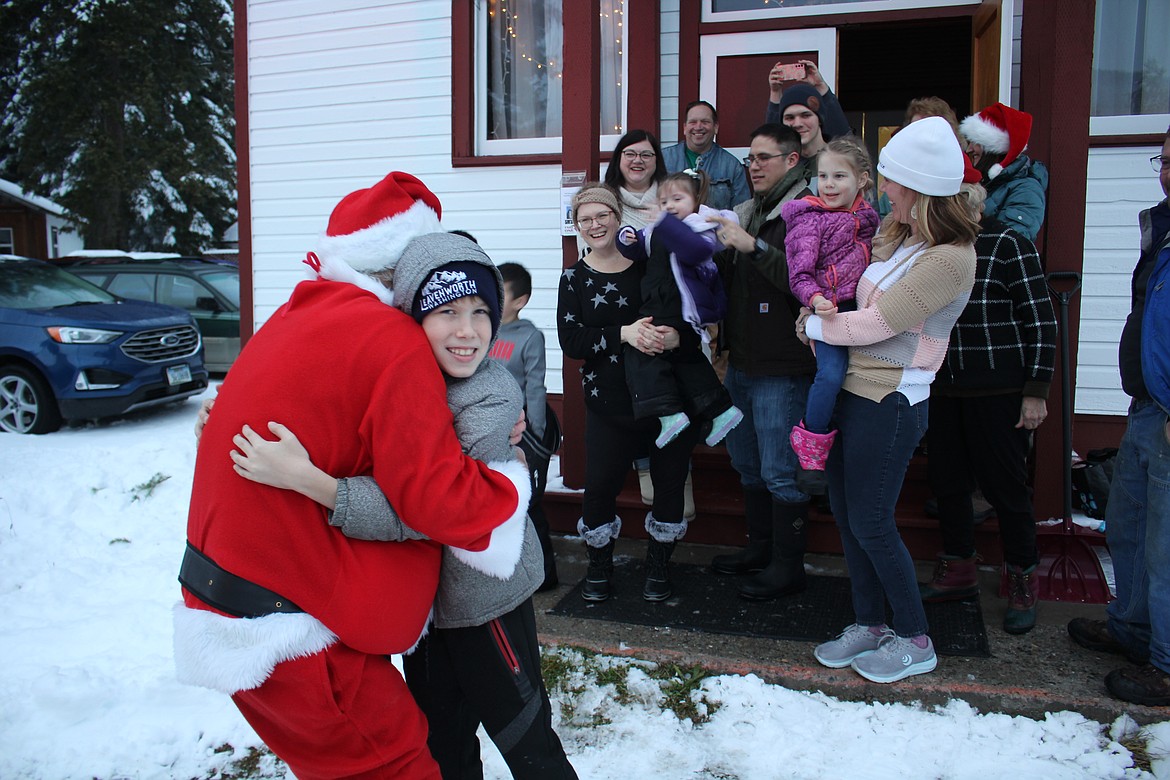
[656,412,691,449]
[705,405,744,447]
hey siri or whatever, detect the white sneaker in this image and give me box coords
[850,634,937,683]
[814,623,895,669]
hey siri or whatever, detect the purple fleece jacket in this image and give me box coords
[617,206,734,336]
[782,194,880,308]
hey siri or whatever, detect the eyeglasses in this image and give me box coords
[576,210,615,229]
[621,150,656,162]
[1151,155,1170,173]
[743,152,786,166]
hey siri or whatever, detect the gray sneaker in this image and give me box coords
[851,634,938,683]
[814,623,895,668]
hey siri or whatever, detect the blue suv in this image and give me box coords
[0,256,209,433]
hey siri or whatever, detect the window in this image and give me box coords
[0,227,13,255]
[1091,0,1170,135]
[157,274,203,310]
[703,0,978,21]
[106,273,156,303]
[476,0,626,155]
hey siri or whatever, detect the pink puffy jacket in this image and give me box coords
[782,194,880,308]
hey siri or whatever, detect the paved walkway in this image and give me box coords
[533,536,1167,725]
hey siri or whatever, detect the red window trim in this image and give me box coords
[450,0,659,168]
[1090,133,1168,147]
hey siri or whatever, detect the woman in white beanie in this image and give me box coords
[796,116,979,683]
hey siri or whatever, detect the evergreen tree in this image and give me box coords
[0,0,236,253]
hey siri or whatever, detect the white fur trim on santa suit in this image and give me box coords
[173,604,337,694]
[317,199,442,276]
[449,458,533,579]
[305,249,397,306]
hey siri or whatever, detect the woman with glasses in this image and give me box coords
[577,131,666,261]
[605,130,667,231]
[603,130,697,526]
[558,183,701,603]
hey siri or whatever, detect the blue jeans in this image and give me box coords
[723,365,811,505]
[1105,398,1170,673]
[805,299,855,434]
[805,340,848,434]
[827,390,930,637]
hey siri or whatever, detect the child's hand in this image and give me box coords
[812,295,837,316]
[510,410,526,447]
[230,422,314,491]
[194,397,215,443]
[617,226,637,246]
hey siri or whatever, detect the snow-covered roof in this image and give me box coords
[61,250,183,260]
[0,179,66,216]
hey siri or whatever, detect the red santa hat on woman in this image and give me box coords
[959,103,1032,181]
[304,171,443,305]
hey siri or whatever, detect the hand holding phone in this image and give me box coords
[770,62,806,84]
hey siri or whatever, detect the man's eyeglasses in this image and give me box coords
[621,150,656,162]
[576,210,615,229]
[1151,155,1170,173]
[743,152,785,166]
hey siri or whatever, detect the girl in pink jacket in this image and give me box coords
[783,136,880,494]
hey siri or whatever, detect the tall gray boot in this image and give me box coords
[643,513,687,602]
[578,517,621,602]
[738,500,808,601]
[711,486,773,575]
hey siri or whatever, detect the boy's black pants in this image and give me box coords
[402,599,577,780]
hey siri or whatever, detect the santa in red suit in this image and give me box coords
[173,172,531,780]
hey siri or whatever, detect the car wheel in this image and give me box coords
[0,366,62,434]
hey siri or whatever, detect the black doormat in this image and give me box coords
[549,560,990,658]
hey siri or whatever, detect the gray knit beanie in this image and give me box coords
[570,183,622,224]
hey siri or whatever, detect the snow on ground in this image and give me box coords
[0,387,1167,779]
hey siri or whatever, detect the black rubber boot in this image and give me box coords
[582,540,616,602]
[643,539,677,602]
[738,500,808,601]
[711,487,773,575]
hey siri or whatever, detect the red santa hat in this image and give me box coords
[306,172,443,305]
[959,103,1032,181]
[962,153,982,184]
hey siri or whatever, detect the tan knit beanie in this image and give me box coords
[570,183,622,224]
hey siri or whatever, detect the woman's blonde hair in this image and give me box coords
[913,190,981,247]
[958,182,987,221]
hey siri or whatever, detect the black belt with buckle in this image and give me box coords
[179,542,303,618]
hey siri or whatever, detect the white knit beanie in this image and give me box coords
[877,116,965,197]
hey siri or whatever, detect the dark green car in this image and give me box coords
[63,256,240,372]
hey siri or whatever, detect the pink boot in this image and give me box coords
[790,421,837,496]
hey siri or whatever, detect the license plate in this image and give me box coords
[166,364,192,386]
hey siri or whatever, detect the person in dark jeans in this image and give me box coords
[1068,126,1170,706]
[706,124,816,602]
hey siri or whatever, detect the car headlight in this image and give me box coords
[46,326,123,344]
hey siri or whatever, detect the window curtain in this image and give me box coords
[1091,0,1170,117]
[486,0,625,141]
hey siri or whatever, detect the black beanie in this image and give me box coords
[778,84,826,130]
[412,261,502,337]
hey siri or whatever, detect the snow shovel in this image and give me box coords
[1032,270,1111,603]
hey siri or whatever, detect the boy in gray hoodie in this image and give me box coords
[229,232,577,779]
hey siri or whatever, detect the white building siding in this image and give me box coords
[1076,144,1166,415]
[245,0,685,395]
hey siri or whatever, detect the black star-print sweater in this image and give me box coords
[557,258,645,415]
